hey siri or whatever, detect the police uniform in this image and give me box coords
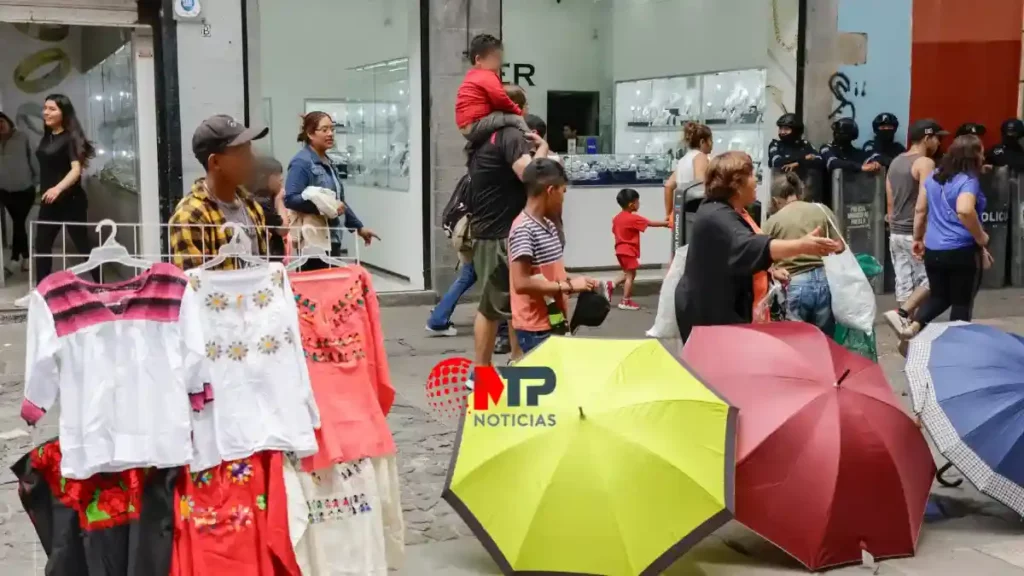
[820,118,872,172]
[987,119,1024,172]
[863,112,906,168]
[768,113,822,170]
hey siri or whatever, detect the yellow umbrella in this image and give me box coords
[443,337,736,576]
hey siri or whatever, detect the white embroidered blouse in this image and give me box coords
[23,264,208,479]
[186,263,320,471]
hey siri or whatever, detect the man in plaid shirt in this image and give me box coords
[169,115,270,270]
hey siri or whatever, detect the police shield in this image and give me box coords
[979,167,1012,289]
[1009,172,1024,286]
[831,168,886,294]
[672,180,704,250]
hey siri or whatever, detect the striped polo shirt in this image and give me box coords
[507,212,569,332]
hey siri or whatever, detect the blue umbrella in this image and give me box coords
[906,321,1024,516]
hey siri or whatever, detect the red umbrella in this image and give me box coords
[681,322,935,571]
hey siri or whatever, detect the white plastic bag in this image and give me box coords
[647,245,688,339]
[816,205,876,333]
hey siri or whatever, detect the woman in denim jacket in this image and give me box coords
[284,111,379,265]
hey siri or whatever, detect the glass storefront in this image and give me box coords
[502,0,791,273]
[252,0,422,292]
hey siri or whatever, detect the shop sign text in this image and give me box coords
[501,63,536,87]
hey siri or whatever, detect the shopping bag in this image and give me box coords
[833,253,882,361]
[647,245,688,339]
[816,205,876,333]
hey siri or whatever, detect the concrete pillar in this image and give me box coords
[801,0,840,147]
[426,0,502,294]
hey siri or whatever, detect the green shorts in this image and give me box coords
[473,238,511,321]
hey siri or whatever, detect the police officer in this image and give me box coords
[863,113,906,167]
[987,118,1024,172]
[768,113,822,172]
[820,117,881,173]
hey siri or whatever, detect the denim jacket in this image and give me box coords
[284,145,363,244]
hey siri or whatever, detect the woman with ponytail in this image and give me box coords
[663,122,712,225]
[763,172,846,336]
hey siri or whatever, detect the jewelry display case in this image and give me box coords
[562,152,674,186]
[305,57,410,191]
[611,67,766,185]
[84,42,138,193]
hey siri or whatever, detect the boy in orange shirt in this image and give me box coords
[455,34,529,144]
[611,188,668,310]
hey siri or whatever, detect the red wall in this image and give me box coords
[910,0,1023,147]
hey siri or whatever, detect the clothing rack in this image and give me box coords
[25,220,362,290]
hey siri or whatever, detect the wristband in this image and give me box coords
[14,47,72,94]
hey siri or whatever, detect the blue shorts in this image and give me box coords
[516,329,552,354]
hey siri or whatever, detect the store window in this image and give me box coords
[85,42,138,193]
[253,0,422,291]
[502,0,779,273]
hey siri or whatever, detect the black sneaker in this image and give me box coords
[494,336,511,355]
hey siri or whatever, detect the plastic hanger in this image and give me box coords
[68,219,153,276]
[286,224,352,272]
[198,222,269,270]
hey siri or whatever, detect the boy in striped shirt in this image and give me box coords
[508,158,598,354]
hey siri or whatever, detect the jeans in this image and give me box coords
[516,329,552,354]
[427,263,477,330]
[916,246,981,326]
[0,188,34,261]
[785,267,835,337]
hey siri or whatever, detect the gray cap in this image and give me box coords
[908,119,948,142]
[192,114,268,166]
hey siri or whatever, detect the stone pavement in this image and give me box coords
[1,290,1024,573]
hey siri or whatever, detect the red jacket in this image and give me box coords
[455,68,522,128]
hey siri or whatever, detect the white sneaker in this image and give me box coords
[425,324,458,337]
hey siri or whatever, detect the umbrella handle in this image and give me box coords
[936,461,963,488]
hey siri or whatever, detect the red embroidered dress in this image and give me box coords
[289,265,396,471]
[171,452,300,576]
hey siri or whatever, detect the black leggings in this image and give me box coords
[34,192,98,284]
[915,246,982,326]
[0,187,34,260]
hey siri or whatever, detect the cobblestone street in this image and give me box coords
[3,290,1024,574]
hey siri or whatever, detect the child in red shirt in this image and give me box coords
[611,188,668,310]
[455,34,528,145]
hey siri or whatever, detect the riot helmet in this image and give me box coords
[776,113,803,143]
[1000,118,1024,147]
[872,112,899,144]
[831,117,859,144]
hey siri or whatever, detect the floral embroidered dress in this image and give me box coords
[171,451,301,576]
[282,456,405,575]
[186,263,320,471]
[289,265,396,470]
[22,263,208,479]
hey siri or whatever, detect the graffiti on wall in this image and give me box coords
[828,72,867,120]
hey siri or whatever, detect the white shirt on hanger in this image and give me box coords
[186,262,320,471]
[23,263,208,479]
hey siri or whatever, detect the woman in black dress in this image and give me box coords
[34,94,98,283]
[674,151,840,341]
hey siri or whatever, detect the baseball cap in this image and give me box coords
[192,114,269,167]
[569,291,610,334]
[956,122,986,137]
[908,119,948,141]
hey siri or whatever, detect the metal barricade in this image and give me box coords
[831,168,887,294]
[671,180,704,250]
[1012,174,1024,287]
[25,221,362,292]
[979,167,1013,289]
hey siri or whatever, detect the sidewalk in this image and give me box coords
[1,289,1023,573]
[379,289,1024,575]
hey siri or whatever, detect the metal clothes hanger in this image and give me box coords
[68,219,153,276]
[285,224,353,272]
[198,222,269,270]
